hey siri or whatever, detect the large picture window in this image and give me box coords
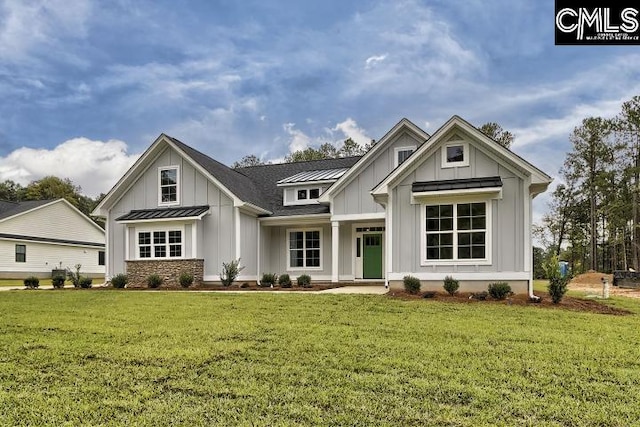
[424,202,487,262]
[159,166,179,205]
[288,229,321,269]
[138,230,182,259]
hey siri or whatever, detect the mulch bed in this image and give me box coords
[386,290,633,316]
[116,283,343,292]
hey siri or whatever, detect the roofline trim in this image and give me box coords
[0,233,105,248]
[1,198,105,234]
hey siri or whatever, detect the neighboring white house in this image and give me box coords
[0,199,105,279]
[93,116,552,295]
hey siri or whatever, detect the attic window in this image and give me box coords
[296,188,321,202]
[394,146,416,167]
[158,166,179,205]
[442,142,469,168]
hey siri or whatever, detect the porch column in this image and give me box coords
[331,221,340,283]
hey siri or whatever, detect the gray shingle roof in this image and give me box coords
[116,205,210,222]
[412,176,502,193]
[0,200,56,221]
[236,157,361,216]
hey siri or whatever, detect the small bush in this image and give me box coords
[470,291,489,301]
[403,275,421,294]
[67,264,83,288]
[179,271,194,288]
[147,274,163,289]
[422,291,437,299]
[545,254,570,304]
[221,259,244,287]
[24,276,40,289]
[278,273,292,288]
[443,275,459,295]
[52,275,66,289]
[111,274,128,289]
[79,277,93,288]
[297,274,312,288]
[261,273,278,287]
[488,282,512,300]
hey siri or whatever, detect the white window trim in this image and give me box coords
[284,186,323,206]
[286,227,323,271]
[136,228,184,260]
[420,200,492,266]
[158,165,180,206]
[394,145,417,168]
[441,141,469,168]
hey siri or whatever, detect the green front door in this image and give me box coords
[363,233,383,279]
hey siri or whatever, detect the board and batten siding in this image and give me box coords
[239,212,258,276]
[0,239,104,277]
[333,131,423,216]
[392,139,525,274]
[108,146,237,278]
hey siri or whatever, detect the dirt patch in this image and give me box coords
[569,271,640,300]
[386,290,633,316]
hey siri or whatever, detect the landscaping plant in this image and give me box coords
[67,264,83,288]
[443,275,459,295]
[297,274,312,288]
[545,253,571,304]
[278,273,292,288]
[488,282,512,300]
[221,259,244,287]
[179,271,194,288]
[260,273,278,287]
[52,275,66,289]
[403,275,421,294]
[79,277,93,289]
[147,274,163,289]
[23,276,40,289]
[111,274,128,289]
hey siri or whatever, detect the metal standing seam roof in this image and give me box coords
[116,205,210,221]
[412,176,503,193]
[277,168,350,185]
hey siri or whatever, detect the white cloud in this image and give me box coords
[364,54,387,69]
[283,123,312,152]
[0,137,139,197]
[0,0,92,62]
[332,118,371,146]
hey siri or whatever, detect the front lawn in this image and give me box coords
[1,292,639,425]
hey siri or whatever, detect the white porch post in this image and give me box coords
[385,191,393,288]
[331,221,340,283]
[234,207,241,260]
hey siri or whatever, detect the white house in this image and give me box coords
[0,199,106,279]
[93,116,552,295]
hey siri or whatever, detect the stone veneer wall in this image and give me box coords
[126,259,204,287]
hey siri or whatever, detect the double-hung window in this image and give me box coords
[15,244,26,263]
[159,166,179,205]
[424,202,487,262]
[138,230,182,259]
[288,229,321,269]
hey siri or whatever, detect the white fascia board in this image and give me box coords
[330,212,386,222]
[319,118,429,203]
[258,214,331,226]
[410,187,502,203]
[239,202,272,216]
[277,179,338,188]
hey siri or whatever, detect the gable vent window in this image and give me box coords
[442,142,469,168]
[295,188,321,202]
[395,146,416,167]
[159,166,179,205]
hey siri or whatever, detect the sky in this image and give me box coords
[0,0,639,224]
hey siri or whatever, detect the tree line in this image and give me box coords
[535,95,640,275]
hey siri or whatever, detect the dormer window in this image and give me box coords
[296,187,321,202]
[442,142,469,168]
[159,166,179,205]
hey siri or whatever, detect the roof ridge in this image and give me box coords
[234,155,363,170]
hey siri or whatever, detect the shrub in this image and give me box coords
[278,273,292,288]
[67,264,83,288]
[147,274,163,289]
[297,274,312,288]
[24,276,40,289]
[79,277,93,289]
[51,275,66,289]
[443,275,459,295]
[261,273,278,287]
[470,291,489,301]
[488,282,512,300]
[545,254,571,304]
[179,271,194,288]
[221,259,244,287]
[403,275,421,294]
[111,274,128,289]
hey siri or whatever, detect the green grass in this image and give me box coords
[1,292,639,426]
[0,279,49,287]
